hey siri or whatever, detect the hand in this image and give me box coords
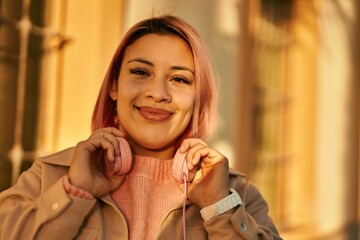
[68,127,127,197]
[178,138,230,209]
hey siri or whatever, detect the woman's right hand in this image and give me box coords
[67,127,127,197]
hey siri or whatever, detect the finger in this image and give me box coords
[102,132,120,156]
[92,128,124,156]
[179,138,207,153]
[198,147,225,163]
[88,135,117,162]
[92,127,125,140]
[178,139,207,170]
[185,144,208,170]
[102,127,126,138]
[100,140,116,163]
[191,146,227,170]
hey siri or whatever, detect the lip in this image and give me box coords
[135,106,173,122]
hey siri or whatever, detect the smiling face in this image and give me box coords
[112,34,195,159]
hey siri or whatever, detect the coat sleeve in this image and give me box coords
[0,160,96,240]
[203,178,283,240]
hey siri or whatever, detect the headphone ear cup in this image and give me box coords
[105,137,132,177]
[113,137,132,175]
[172,149,195,183]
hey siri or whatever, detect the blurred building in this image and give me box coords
[236,1,359,239]
[0,0,359,239]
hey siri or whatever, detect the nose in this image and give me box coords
[144,78,171,103]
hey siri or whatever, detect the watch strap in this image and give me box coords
[200,188,242,221]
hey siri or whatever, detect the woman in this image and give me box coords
[0,15,282,239]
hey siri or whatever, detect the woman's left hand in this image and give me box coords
[177,138,230,209]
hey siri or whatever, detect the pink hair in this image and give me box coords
[92,15,217,143]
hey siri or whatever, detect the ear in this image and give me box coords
[110,80,118,100]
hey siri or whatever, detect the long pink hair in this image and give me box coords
[92,15,217,144]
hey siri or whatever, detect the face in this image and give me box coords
[112,34,195,158]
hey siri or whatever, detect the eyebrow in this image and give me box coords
[127,58,195,75]
[128,58,153,66]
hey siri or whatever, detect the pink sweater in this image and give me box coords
[110,155,183,239]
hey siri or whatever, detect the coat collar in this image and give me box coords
[39,147,75,166]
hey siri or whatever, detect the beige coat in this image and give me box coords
[0,148,282,240]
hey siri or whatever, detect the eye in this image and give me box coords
[172,76,192,85]
[130,68,149,76]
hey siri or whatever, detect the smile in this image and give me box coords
[135,106,173,122]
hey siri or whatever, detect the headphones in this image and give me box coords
[105,137,195,183]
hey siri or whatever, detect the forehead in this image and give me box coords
[123,34,194,66]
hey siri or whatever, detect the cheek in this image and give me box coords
[186,97,195,114]
[184,88,196,109]
[117,79,140,103]
[116,85,135,123]
[177,90,196,117]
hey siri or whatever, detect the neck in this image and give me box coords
[128,139,176,160]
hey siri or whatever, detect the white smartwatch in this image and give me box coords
[200,188,243,221]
